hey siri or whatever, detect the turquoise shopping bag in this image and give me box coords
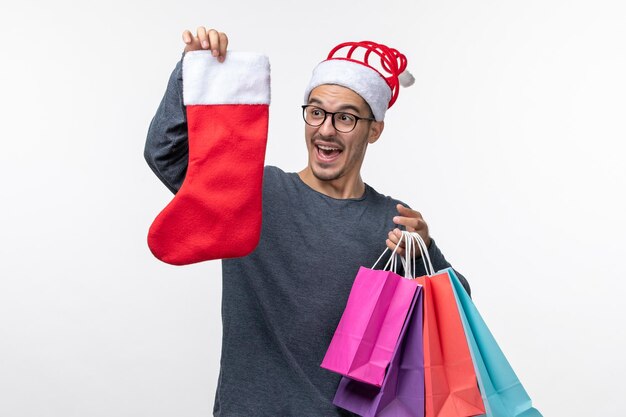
[448,269,543,417]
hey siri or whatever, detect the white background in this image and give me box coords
[1,0,625,416]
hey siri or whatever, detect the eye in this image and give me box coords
[309,107,324,118]
[337,113,356,125]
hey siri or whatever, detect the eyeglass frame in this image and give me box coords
[301,105,376,133]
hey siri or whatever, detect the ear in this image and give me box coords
[367,121,384,144]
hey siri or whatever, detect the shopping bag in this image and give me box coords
[417,271,485,417]
[321,233,420,387]
[333,286,424,417]
[405,233,484,417]
[448,269,543,417]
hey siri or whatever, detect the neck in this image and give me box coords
[298,167,366,199]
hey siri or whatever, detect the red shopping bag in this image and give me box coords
[417,271,485,417]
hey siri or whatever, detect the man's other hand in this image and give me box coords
[386,204,431,258]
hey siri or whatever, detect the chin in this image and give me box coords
[310,164,343,182]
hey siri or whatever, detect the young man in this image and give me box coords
[145,27,469,417]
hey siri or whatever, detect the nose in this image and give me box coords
[317,113,336,136]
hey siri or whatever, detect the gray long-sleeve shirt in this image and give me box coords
[145,57,470,416]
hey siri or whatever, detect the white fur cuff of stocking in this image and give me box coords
[183,51,271,105]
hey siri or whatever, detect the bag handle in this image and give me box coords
[406,231,435,276]
[371,230,435,278]
[372,232,405,274]
[401,231,431,278]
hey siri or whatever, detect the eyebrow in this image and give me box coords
[308,98,363,115]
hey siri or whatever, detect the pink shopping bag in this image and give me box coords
[321,232,422,387]
[332,286,425,416]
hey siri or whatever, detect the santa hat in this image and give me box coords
[303,41,414,121]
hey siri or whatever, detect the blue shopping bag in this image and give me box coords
[448,268,542,417]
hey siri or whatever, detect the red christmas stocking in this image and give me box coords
[148,51,270,265]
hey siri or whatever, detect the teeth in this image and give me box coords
[318,145,340,151]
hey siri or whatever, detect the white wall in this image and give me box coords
[1,0,624,416]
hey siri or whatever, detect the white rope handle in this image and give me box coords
[372,230,435,279]
[398,231,416,278]
[404,232,413,278]
[371,232,405,274]
[398,231,435,277]
[408,232,435,276]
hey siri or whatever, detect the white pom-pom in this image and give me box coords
[398,70,415,87]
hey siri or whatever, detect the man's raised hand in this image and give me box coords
[182,27,228,62]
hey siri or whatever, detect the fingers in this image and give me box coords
[393,204,431,247]
[386,228,405,256]
[197,26,208,49]
[386,238,405,257]
[182,30,193,44]
[396,204,413,215]
[183,29,201,52]
[387,228,403,246]
[218,32,228,62]
[182,29,202,52]
[208,29,220,56]
[393,204,424,231]
[394,204,422,223]
[182,27,228,61]
[393,214,427,231]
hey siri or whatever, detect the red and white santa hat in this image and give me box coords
[304,41,414,121]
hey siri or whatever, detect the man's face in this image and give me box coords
[304,84,384,183]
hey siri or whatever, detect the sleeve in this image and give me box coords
[144,54,189,194]
[415,238,472,297]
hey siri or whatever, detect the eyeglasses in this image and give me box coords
[301,105,375,133]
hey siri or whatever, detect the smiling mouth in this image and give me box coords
[316,144,343,161]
